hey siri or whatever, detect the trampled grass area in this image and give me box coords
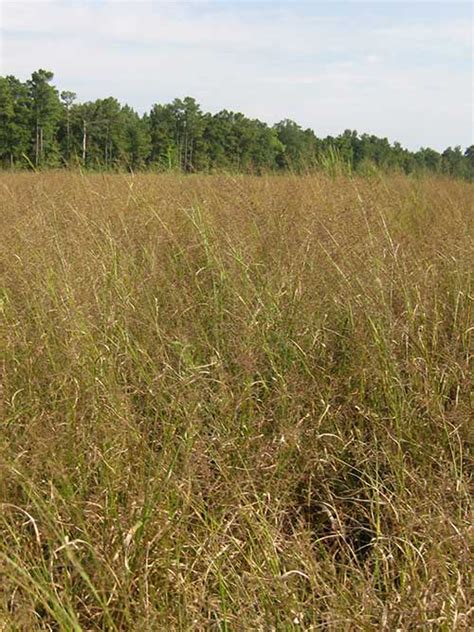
[0,172,472,630]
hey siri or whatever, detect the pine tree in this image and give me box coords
[28,69,61,166]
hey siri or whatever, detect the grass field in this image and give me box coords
[1,172,472,630]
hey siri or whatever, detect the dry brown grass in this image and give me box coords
[0,171,473,630]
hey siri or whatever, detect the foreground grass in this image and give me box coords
[0,172,472,630]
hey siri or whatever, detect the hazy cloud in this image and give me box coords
[1,0,472,150]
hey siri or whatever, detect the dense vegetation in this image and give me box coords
[1,171,472,629]
[1,69,473,178]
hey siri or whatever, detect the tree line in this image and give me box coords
[1,69,473,179]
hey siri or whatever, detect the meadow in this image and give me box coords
[0,171,472,630]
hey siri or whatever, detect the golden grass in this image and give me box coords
[1,171,473,630]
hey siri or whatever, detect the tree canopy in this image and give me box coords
[0,69,472,180]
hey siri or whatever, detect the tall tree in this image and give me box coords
[60,90,76,163]
[463,146,474,180]
[441,146,464,177]
[121,105,151,170]
[204,110,241,170]
[274,119,317,170]
[0,76,31,167]
[170,97,207,171]
[28,69,61,166]
[149,103,177,169]
[0,78,15,166]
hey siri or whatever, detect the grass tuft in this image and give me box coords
[1,172,472,629]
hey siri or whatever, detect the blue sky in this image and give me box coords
[0,1,472,150]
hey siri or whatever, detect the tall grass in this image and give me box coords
[1,172,472,629]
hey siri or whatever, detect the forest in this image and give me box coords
[1,69,473,178]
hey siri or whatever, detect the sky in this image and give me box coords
[0,0,472,151]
